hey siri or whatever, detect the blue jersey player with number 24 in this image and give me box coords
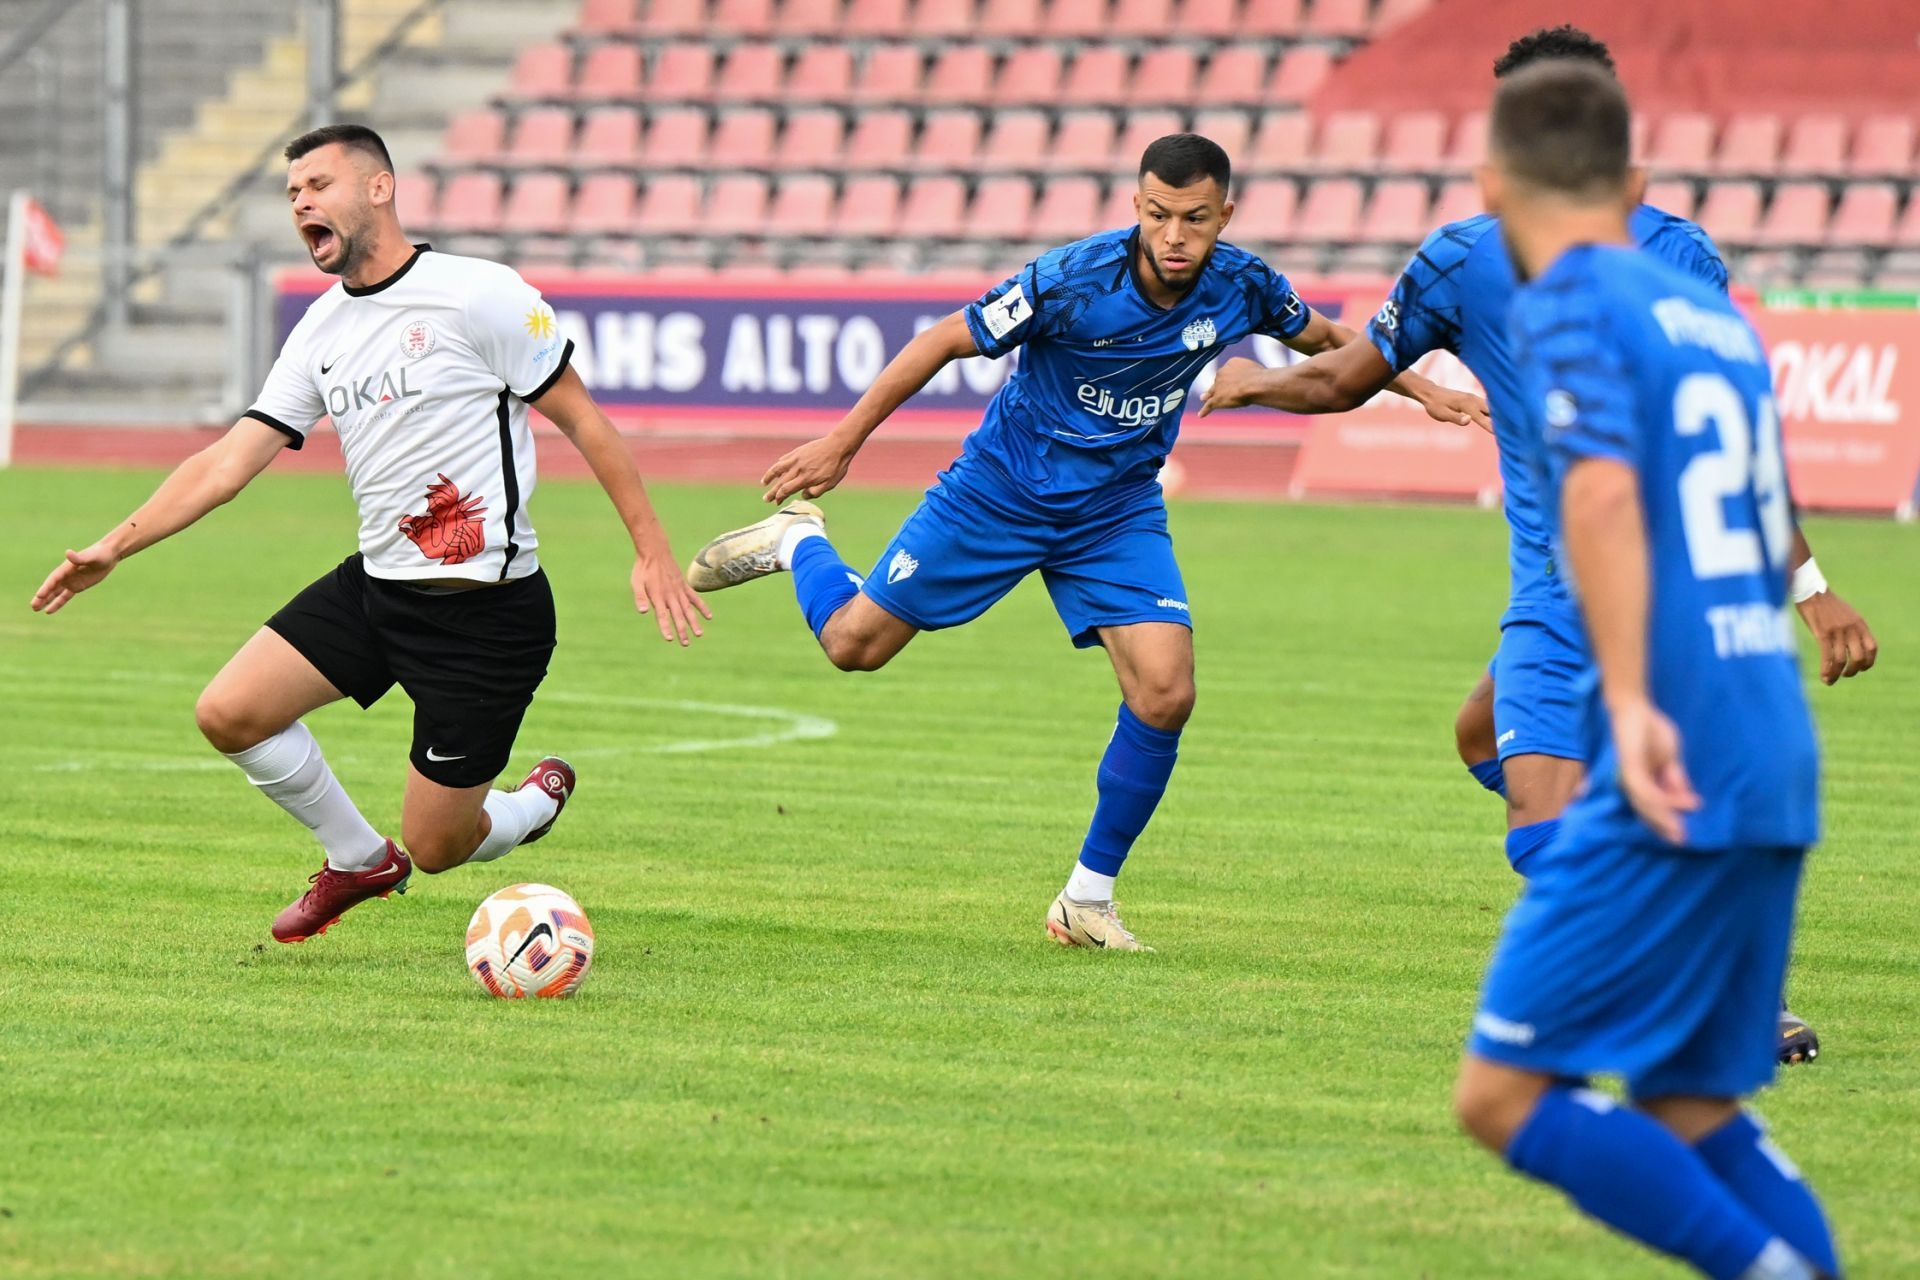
[683,134,1487,951]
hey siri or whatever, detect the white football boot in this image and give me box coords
[1046,893,1153,952]
[685,501,826,592]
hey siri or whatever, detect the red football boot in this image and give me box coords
[272,839,413,943]
[517,756,576,845]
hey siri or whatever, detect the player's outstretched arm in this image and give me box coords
[1199,317,1489,429]
[1785,524,1877,684]
[531,365,711,647]
[30,417,288,616]
[1561,457,1700,843]
[761,311,980,504]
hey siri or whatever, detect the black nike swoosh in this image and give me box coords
[320,356,342,374]
[504,921,554,969]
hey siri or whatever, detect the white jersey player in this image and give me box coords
[31,125,710,943]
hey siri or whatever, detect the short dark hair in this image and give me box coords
[1139,134,1231,194]
[1490,60,1631,201]
[1494,25,1615,79]
[284,123,394,173]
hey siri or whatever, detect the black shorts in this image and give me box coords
[265,553,556,788]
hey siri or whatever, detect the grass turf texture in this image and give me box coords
[1,466,1915,1279]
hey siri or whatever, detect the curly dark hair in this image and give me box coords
[1493,25,1616,79]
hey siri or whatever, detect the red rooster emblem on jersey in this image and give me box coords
[398,474,488,564]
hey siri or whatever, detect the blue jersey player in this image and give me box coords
[683,134,1483,950]
[1450,61,1838,1280]
[1199,26,1875,1060]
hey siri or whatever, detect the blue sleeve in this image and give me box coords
[964,261,1047,359]
[1519,282,1641,470]
[1367,225,1471,372]
[1250,261,1310,340]
[1644,220,1730,297]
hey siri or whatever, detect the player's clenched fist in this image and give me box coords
[30,543,120,615]
[1196,356,1266,417]
[762,435,855,504]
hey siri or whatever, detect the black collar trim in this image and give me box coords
[344,243,432,296]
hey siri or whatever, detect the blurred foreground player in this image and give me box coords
[684,135,1486,949]
[30,125,708,942]
[1452,63,1838,1279]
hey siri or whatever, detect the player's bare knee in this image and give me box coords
[195,689,265,754]
[1129,680,1195,731]
[820,630,892,673]
[1452,1070,1512,1152]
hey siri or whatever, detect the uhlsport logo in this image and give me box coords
[400,320,436,360]
[886,549,919,584]
[1181,316,1217,351]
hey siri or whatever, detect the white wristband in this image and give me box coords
[1790,557,1829,604]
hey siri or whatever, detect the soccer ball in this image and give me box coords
[465,883,595,999]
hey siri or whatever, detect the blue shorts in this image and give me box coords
[1469,822,1805,1100]
[1490,603,1589,764]
[859,475,1190,648]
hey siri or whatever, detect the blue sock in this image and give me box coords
[789,535,863,640]
[1504,817,1560,876]
[1076,705,1181,877]
[1696,1113,1839,1276]
[1468,757,1508,797]
[1506,1086,1785,1280]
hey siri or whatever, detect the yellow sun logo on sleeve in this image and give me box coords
[523,305,556,339]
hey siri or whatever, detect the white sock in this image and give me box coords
[469,784,559,863]
[776,522,825,570]
[1064,861,1117,902]
[223,721,386,871]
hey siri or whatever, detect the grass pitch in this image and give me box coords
[1,466,1915,1279]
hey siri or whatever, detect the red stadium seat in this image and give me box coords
[776,0,842,33]
[1246,112,1311,174]
[912,0,977,38]
[1116,111,1185,172]
[1061,46,1130,107]
[575,0,641,35]
[1228,178,1298,243]
[575,109,643,165]
[1112,0,1172,35]
[915,110,984,170]
[711,108,779,167]
[441,109,505,161]
[1778,115,1847,176]
[981,112,1053,171]
[715,43,786,103]
[1756,182,1829,247]
[643,108,711,167]
[641,0,709,35]
[1191,110,1251,164]
[1304,0,1369,39]
[1642,180,1698,221]
[575,44,644,101]
[1379,112,1447,174]
[846,109,915,169]
[1360,178,1430,243]
[1100,179,1138,229]
[503,173,571,234]
[853,45,924,103]
[393,170,437,226]
[837,175,904,237]
[636,174,704,233]
[1044,0,1111,38]
[1716,113,1782,176]
[1696,182,1763,246]
[506,108,576,165]
[1428,177,1481,227]
[979,0,1042,35]
[436,171,505,234]
[769,174,838,235]
[650,43,717,100]
[788,45,854,100]
[1196,49,1267,106]
[1894,196,1920,247]
[777,109,845,169]
[713,0,775,33]
[1648,113,1716,175]
[970,176,1037,240]
[1441,111,1486,174]
[899,176,969,238]
[1826,183,1899,247]
[997,46,1066,107]
[1052,114,1117,171]
[925,45,994,105]
[1372,0,1430,32]
[1313,111,1380,172]
[1032,177,1103,240]
[1173,0,1236,37]
[571,173,638,234]
[1241,0,1303,36]
[705,174,773,236]
[843,0,910,35]
[1849,115,1915,179]
[1294,178,1363,243]
[510,45,573,99]
[1131,47,1198,107]
[1268,46,1333,105]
